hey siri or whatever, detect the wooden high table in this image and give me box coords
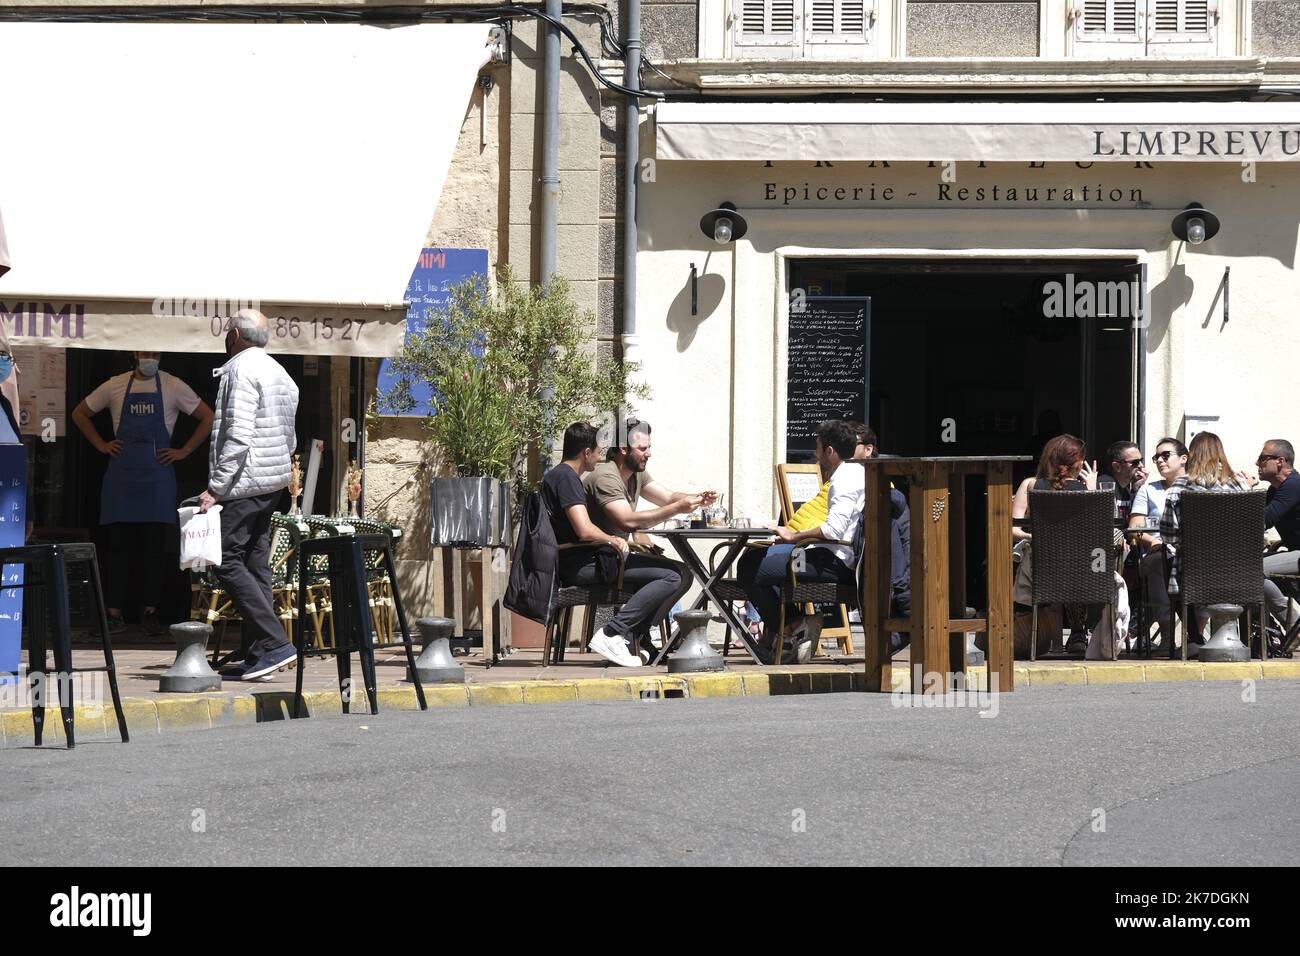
[860,456,1029,694]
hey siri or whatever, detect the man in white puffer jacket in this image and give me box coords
[199,310,300,680]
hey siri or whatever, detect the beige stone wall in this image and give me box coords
[363,68,506,623]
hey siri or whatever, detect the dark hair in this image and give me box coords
[1155,436,1188,457]
[849,421,878,453]
[1107,440,1139,464]
[608,416,651,461]
[815,420,858,461]
[1266,438,1295,466]
[561,422,598,461]
[1036,434,1086,490]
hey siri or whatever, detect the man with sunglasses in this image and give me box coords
[1103,440,1147,524]
[1237,439,1300,630]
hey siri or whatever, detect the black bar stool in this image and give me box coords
[292,533,426,717]
[0,543,129,748]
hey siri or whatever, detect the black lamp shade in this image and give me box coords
[1171,203,1220,243]
[699,201,748,243]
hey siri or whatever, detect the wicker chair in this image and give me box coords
[349,517,401,643]
[1172,489,1268,660]
[190,565,240,664]
[1026,489,1118,661]
[542,543,627,665]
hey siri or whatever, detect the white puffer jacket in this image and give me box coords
[209,347,300,501]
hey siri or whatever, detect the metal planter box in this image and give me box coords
[430,476,511,548]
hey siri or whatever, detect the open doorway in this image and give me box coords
[788,257,1142,604]
[789,258,1140,477]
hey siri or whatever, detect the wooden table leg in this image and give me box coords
[910,462,952,691]
[863,466,892,692]
[985,462,1015,693]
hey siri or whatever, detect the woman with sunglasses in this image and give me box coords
[1128,438,1188,650]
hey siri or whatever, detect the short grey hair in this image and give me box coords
[232,308,270,348]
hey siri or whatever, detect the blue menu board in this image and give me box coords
[0,442,26,682]
[377,247,490,417]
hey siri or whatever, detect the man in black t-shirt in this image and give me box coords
[540,422,639,667]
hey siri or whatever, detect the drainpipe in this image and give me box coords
[620,0,641,365]
[537,0,562,475]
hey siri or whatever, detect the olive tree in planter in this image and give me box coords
[379,266,647,547]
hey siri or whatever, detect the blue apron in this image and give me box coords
[100,375,178,525]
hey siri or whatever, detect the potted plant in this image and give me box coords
[380,266,647,547]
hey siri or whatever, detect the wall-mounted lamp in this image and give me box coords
[699,201,748,245]
[1171,202,1220,245]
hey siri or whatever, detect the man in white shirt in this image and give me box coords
[738,419,864,663]
[72,352,214,635]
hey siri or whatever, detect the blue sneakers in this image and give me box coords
[242,644,298,681]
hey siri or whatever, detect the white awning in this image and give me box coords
[655,101,1300,164]
[0,22,494,356]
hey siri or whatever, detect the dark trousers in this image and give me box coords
[106,522,168,611]
[214,490,288,660]
[738,544,855,626]
[566,552,691,641]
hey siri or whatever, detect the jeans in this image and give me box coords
[565,552,692,641]
[737,543,855,627]
[214,490,289,660]
[1263,549,1300,626]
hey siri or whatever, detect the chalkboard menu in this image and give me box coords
[785,296,870,462]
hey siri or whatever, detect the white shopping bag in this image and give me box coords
[178,505,223,570]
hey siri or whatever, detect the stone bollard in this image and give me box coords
[1198,603,1250,662]
[411,617,465,683]
[159,621,223,693]
[667,609,725,674]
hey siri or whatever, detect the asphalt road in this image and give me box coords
[2,681,1298,866]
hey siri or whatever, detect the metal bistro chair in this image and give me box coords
[543,543,628,665]
[707,523,863,665]
[1171,489,1268,661]
[1026,489,1118,661]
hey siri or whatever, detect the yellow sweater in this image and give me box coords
[787,480,831,531]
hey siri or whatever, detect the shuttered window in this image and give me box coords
[1073,0,1218,55]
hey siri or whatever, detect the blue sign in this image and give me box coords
[377,247,490,417]
[0,443,26,683]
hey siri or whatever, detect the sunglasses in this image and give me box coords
[1257,454,1282,464]
[1152,451,1175,463]
[1117,458,1145,467]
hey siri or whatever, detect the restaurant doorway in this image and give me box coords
[788,256,1142,602]
[788,257,1141,475]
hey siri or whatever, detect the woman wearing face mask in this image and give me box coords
[71,352,214,635]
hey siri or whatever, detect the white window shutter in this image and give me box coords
[1148,0,1219,56]
[733,0,802,57]
[1072,0,1145,57]
[805,0,874,59]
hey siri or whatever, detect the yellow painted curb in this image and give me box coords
[422,685,471,707]
[1025,667,1087,687]
[522,682,579,705]
[1262,661,1300,678]
[740,672,771,696]
[1082,665,1147,685]
[1144,664,1206,683]
[683,673,744,698]
[575,679,632,702]
[376,688,424,711]
[469,683,525,706]
[155,697,213,731]
[1200,663,1264,682]
[121,700,160,735]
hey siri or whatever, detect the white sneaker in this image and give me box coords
[589,629,641,667]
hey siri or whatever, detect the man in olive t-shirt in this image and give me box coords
[579,418,714,662]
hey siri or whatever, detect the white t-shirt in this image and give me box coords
[1131,479,1172,526]
[84,371,201,435]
